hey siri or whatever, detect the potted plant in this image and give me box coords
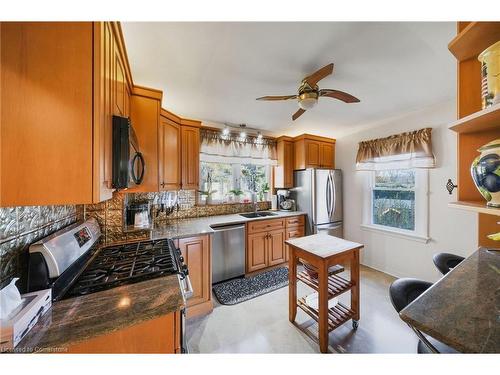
[258,182,270,202]
[229,188,244,203]
[198,172,217,205]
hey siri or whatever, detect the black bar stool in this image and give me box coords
[389,278,458,353]
[433,253,465,275]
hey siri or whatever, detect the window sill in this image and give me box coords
[360,224,430,244]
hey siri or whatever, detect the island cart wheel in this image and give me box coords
[352,320,359,330]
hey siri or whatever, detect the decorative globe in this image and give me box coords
[471,139,500,207]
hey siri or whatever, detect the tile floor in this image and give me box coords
[186,265,418,353]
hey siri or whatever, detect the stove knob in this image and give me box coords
[179,256,184,263]
[182,265,189,275]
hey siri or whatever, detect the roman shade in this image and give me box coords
[200,128,277,166]
[356,128,435,171]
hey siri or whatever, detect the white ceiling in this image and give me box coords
[121,22,456,139]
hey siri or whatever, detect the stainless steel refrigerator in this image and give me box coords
[292,169,343,237]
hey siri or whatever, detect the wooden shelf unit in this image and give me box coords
[448,22,500,61]
[450,21,500,248]
[449,201,500,216]
[297,298,355,332]
[449,103,500,134]
[297,271,354,300]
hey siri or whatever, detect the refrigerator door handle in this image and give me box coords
[325,175,331,218]
[330,172,336,221]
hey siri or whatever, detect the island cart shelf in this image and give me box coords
[286,234,364,353]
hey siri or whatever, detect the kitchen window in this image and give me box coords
[199,161,271,204]
[361,168,429,242]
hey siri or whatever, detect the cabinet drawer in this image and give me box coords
[247,218,285,234]
[285,215,305,228]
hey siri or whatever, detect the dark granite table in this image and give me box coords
[400,247,500,353]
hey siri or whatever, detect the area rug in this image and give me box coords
[212,267,289,305]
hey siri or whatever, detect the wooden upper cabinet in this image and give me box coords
[305,140,321,167]
[294,134,336,170]
[1,22,95,206]
[181,122,201,190]
[320,142,335,169]
[128,86,162,193]
[274,136,294,189]
[159,110,181,191]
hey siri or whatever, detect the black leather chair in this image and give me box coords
[389,278,458,353]
[432,253,465,275]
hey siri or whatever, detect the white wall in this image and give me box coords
[336,100,477,282]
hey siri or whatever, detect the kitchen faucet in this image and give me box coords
[252,192,258,213]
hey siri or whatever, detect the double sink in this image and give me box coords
[239,211,277,219]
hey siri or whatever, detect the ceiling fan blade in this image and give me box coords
[256,95,297,101]
[292,108,306,121]
[303,63,334,86]
[319,89,360,103]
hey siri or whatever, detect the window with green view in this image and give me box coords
[372,169,415,231]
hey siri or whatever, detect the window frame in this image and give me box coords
[361,168,430,243]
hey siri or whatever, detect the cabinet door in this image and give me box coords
[320,143,334,168]
[247,232,268,273]
[285,225,305,261]
[305,140,321,167]
[1,22,94,206]
[268,229,286,266]
[181,126,200,190]
[114,48,126,116]
[178,235,211,308]
[159,116,181,190]
[283,141,294,187]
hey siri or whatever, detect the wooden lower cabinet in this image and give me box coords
[246,216,305,273]
[268,230,286,266]
[246,232,269,273]
[178,235,213,318]
[67,311,181,353]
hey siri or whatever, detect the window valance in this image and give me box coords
[356,128,435,171]
[200,128,277,166]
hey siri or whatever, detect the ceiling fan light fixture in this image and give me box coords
[298,92,318,110]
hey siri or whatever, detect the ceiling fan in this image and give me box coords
[256,63,360,121]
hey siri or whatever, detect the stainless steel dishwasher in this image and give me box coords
[211,223,245,284]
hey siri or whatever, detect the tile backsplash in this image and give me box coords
[0,190,270,290]
[84,190,271,245]
[0,205,83,290]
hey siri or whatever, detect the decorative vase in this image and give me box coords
[206,196,213,205]
[478,40,500,108]
[471,139,500,207]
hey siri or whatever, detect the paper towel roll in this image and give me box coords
[0,278,22,319]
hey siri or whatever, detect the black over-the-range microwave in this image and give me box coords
[112,115,145,189]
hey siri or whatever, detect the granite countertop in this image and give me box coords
[286,233,363,259]
[400,247,500,353]
[152,210,306,240]
[14,275,184,353]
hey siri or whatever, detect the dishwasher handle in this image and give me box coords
[211,224,246,232]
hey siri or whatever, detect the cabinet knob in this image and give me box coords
[446,179,457,195]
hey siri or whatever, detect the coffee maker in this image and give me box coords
[276,189,295,211]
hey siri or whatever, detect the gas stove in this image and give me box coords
[65,239,185,299]
[27,219,191,302]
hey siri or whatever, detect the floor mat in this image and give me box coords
[212,267,289,305]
